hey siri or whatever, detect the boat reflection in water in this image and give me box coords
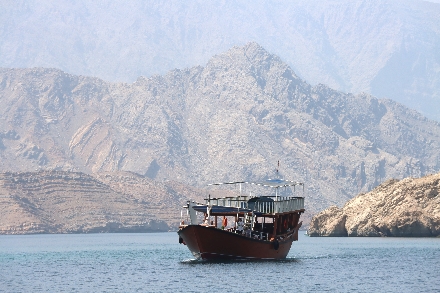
[178,179,305,260]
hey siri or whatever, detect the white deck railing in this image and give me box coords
[204,196,304,214]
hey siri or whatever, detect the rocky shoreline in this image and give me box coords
[308,173,440,237]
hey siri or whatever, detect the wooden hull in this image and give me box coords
[178,225,294,260]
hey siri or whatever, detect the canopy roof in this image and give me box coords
[208,179,303,188]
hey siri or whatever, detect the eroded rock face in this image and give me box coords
[0,170,180,234]
[308,174,440,237]
[307,206,347,236]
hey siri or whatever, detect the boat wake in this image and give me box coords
[180,257,299,264]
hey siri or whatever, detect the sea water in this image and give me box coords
[0,232,439,293]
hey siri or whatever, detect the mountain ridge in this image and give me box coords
[1,43,440,219]
[2,0,439,120]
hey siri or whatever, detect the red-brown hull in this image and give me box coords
[178,225,294,260]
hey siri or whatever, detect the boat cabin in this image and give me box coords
[180,179,305,241]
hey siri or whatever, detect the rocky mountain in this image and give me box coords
[1,0,440,120]
[307,172,440,237]
[0,170,206,234]
[1,43,440,222]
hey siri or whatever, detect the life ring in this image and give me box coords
[273,239,279,250]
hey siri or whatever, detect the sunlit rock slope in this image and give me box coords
[308,173,440,237]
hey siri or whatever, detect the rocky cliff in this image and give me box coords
[1,43,440,220]
[0,170,204,234]
[308,173,440,237]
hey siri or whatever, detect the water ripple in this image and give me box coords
[1,233,439,292]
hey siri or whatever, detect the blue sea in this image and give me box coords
[0,232,439,293]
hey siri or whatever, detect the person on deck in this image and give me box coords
[222,216,228,229]
[236,218,244,234]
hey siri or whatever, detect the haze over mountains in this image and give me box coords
[1,43,440,220]
[1,0,440,120]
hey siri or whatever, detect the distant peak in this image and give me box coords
[243,41,266,52]
[227,42,273,59]
[208,42,283,70]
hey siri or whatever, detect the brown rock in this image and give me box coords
[308,206,347,236]
[308,173,440,237]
